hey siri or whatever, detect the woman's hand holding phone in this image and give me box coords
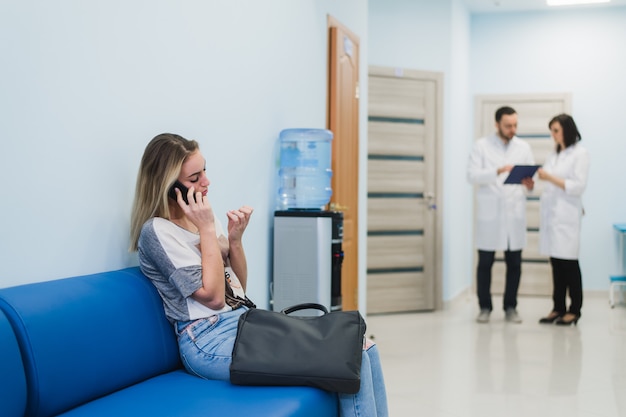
[170,181,215,233]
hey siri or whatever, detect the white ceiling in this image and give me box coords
[463,0,626,13]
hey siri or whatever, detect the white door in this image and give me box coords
[367,66,443,313]
[474,93,572,296]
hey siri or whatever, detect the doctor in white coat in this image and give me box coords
[468,106,535,324]
[537,114,589,326]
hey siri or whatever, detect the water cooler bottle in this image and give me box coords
[272,210,344,313]
[276,128,333,211]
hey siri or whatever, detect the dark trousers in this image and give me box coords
[477,250,522,311]
[549,257,583,316]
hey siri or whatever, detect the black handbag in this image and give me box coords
[230,303,366,394]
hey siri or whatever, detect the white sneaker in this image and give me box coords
[505,308,522,323]
[476,309,490,323]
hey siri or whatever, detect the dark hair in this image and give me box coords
[549,113,581,152]
[495,106,516,123]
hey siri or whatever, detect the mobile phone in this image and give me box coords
[168,180,192,204]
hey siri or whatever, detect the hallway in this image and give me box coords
[367,294,626,417]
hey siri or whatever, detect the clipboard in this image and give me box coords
[504,165,540,184]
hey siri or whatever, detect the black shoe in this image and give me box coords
[555,313,580,326]
[539,311,563,324]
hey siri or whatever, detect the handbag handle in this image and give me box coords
[281,303,329,315]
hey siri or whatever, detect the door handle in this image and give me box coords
[424,192,437,210]
[329,202,349,211]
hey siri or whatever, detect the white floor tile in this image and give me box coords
[366,294,626,417]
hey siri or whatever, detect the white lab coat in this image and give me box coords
[467,134,535,251]
[539,144,590,260]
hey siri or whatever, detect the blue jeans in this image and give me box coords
[176,308,389,417]
[338,341,389,417]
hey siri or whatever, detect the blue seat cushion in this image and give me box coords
[0,309,27,417]
[57,370,338,417]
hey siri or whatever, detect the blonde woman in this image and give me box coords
[130,133,388,417]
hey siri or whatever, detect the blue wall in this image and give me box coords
[2,0,623,308]
[471,7,626,292]
[0,0,369,310]
[369,0,474,302]
[369,0,626,298]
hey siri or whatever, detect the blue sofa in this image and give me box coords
[0,267,338,417]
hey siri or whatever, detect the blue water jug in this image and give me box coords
[277,128,333,210]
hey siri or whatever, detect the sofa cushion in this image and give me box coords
[0,267,180,417]
[56,370,338,417]
[0,309,27,417]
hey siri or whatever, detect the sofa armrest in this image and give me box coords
[0,308,27,417]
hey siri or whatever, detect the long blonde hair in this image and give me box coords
[129,133,199,251]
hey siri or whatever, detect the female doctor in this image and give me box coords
[537,114,590,326]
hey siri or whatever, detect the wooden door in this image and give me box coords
[327,17,360,310]
[366,66,443,313]
[474,93,572,296]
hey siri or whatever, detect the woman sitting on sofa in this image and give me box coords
[129,133,388,417]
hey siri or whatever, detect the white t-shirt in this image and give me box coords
[138,216,250,323]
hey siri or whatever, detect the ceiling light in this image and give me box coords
[547,0,610,6]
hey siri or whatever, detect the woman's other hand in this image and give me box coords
[537,167,548,180]
[227,206,253,242]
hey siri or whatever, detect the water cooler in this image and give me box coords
[272,210,344,313]
[272,128,342,314]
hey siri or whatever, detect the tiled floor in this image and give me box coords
[366,293,626,417]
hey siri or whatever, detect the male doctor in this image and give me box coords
[467,106,535,323]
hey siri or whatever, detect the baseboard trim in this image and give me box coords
[443,287,609,310]
[443,287,473,310]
